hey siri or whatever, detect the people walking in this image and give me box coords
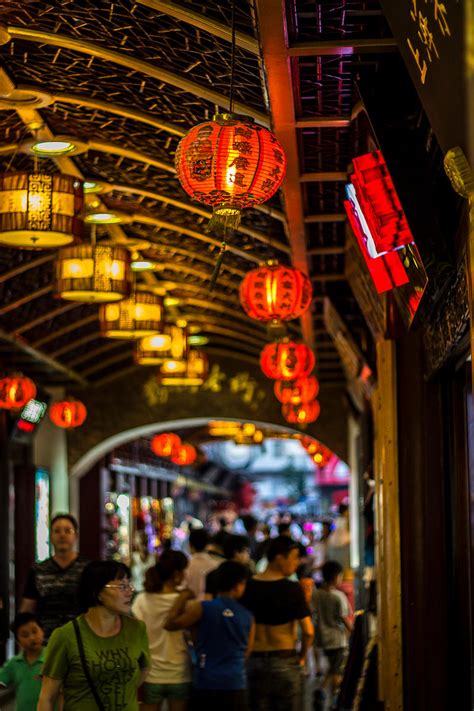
[205,534,250,599]
[185,528,220,600]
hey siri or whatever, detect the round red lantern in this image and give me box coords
[282,400,320,425]
[49,399,87,428]
[0,374,36,410]
[175,114,286,231]
[151,433,181,458]
[171,443,197,466]
[274,376,319,405]
[240,262,312,323]
[260,341,315,381]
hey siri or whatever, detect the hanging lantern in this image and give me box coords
[240,261,312,323]
[49,399,87,428]
[100,291,163,339]
[0,172,83,248]
[55,243,131,302]
[159,350,209,386]
[171,442,197,466]
[0,374,36,410]
[175,114,286,232]
[260,341,315,381]
[151,432,181,457]
[282,400,320,425]
[274,375,319,405]
[134,325,188,366]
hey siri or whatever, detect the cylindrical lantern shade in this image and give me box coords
[49,400,87,428]
[282,400,320,425]
[175,114,286,230]
[100,291,163,338]
[134,325,188,365]
[240,263,312,323]
[0,375,36,409]
[159,350,209,386]
[274,376,319,405]
[55,244,131,302]
[0,172,83,248]
[260,341,315,380]
[171,443,197,466]
[151,433,181,457]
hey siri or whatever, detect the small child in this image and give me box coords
[0,612,46,711]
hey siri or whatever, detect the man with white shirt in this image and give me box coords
[185,528,220,599]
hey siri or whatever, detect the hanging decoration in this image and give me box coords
[0,374,36,410]
[134,325,188,366]
[260,341,315,381]
[274,375,319,405]
[100,291,163,339]
[151,432,181,458]
[240,261,312,323]
[159,350,209,387]
[282,400,320,425]
[171,442,197,466]
[49,399,87,429]
[55,243,131,302]
[0,172,83,248]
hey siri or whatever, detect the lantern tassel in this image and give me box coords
[207,208,241,235]
[209,241,227,292]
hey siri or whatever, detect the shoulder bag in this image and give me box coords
[72,618,105,711]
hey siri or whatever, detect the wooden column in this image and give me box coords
[373,340,403,711]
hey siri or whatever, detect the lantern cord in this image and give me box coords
[209,241,227,293]
[229,0,236,114]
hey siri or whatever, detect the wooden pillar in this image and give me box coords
[373,339,403,711]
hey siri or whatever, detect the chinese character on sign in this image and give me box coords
[406,0,451,85]
[201,364,226,393]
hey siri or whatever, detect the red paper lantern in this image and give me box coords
[171,443,197,466]
[260,341,315,381]
[282,400,320,425]
[175,114,286,231]
[49,400,87,428]
[240,262,312,323]
[0,374,36,410]
[151,433,181,458]
[274,376,319,405]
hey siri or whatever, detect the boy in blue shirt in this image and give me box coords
[0,612,46,711]
[165,561,255,710]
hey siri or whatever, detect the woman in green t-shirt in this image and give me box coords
[38,560,151,711]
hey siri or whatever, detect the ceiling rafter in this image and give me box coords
[0,254,55,283]
[288,38,397,56]
[31,314,98,349]
[80,349,132,377]
[0,285,52,317]
[14,302,83,336]
[67,339,126,368]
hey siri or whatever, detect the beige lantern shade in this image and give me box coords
[134,325,188,365]
[0,172,83,248]
[100,291,163,338]
[159,349,209,386]
[55,244,131,302]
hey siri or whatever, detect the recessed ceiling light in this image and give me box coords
[32,139,76,155]
[189,335,209,346]
[85,211,125,224]
[83,180,102,193]
[23,135,89,157]
[131,259,156,271]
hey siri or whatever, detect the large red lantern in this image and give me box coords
[49,400,87,428]
[151,433,181,458]
[0,374,36,410]
[282,400,320,425]
[175,114,286,231]
[274,376,319,405]
[171,443,197,466]
[240,262,312,323]
[260,341,315,381]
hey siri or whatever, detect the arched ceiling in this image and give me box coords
[0,0,392,388]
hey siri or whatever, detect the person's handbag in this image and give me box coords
[72,618,105,711]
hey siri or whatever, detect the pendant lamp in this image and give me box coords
[100,291,163,339]
[55,243,131,302]
[134,325,188,366]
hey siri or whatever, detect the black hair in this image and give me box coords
[78,560,131,611]
[241,514,258,534]
[266,535,299,563]
[50,512,78,532]
[215,561,250,593]
[322,560,343,584]
[11,612,42,638]
[145,550,188,593]
[277,522,291,536]
[189,528,209,553]
[223,534,250,560]
[211,530,231,551]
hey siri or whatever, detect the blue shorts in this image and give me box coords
[143,681,192,703]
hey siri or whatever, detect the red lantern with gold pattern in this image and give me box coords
[260,341,315,381]
[175,114,286,232]
[151,433,181,458]
[282,400,320,425]
[240,262,312,323]
[171,443,197,466]
[0,374,36,410]
[274,376,319,405]
[49,399,87,428]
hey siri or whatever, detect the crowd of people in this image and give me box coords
[0,511,353,710]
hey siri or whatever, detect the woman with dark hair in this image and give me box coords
[132,550,192,711]
[38,560,151,710]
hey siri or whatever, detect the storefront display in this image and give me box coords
[35,468,50,562]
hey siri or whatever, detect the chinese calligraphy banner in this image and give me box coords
[380,0,465,153]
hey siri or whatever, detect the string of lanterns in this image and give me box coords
[151,433,197,466]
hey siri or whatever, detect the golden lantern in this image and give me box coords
[134,325,188,365]
[159,350,209,386]
[55,243,131,302]
[0,172,83,248]
[100,291,163,339]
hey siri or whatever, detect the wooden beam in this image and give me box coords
[81,349,131,377]
[288,38,398,56]
[300,172,347,182]
[67,339,125,368]
[305,214,346,223]
[312,273,345,281]
[0,286,52,317]
[14,302,82,336]
[31,314,98,348]
[308,245,345,255]
[0,255,55,283]
[49,331,100,359]
[295,117,351,129]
